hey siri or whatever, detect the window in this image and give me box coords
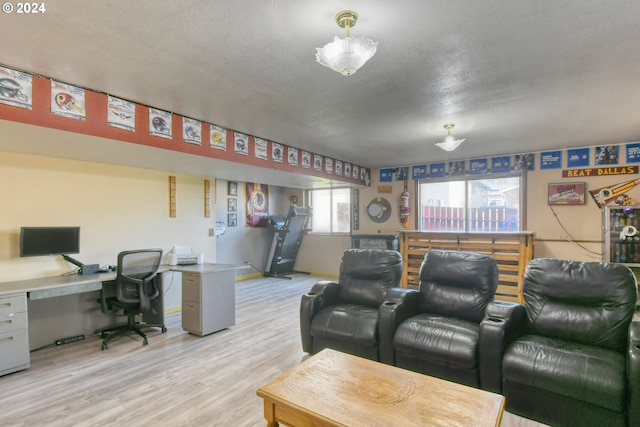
[309,188,351,233]
[418,174,523,232]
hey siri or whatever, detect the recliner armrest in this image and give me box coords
[378,288,420,365]
[300,280,340,353]
[627,320,640,426]
[479,300,526,393]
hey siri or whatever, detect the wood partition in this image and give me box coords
[399,231,535,303]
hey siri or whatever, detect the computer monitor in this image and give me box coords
[20,226,80,257]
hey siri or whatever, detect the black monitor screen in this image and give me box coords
[20,226,80,257]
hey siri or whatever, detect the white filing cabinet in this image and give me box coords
[181,270,235,336]
[0,293,30,376]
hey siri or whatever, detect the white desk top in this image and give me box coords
[168,263,247,274]
[0,263,247,297]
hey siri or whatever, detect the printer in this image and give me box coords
[168,245,204,266]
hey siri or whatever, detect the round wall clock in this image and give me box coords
[367,197,392,223]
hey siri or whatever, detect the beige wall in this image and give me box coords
[0,151,217,282]
[296,234,351,277]
[214,179,292,275]
[306,156,640,267]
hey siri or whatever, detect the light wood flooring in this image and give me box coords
[0,274,546,427]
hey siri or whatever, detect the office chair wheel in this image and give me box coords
[101,332,108,339]
[101,343,108,350]
[143,338,148,346]
[161,326,167,333]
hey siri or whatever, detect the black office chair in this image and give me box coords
[99,248,166,350]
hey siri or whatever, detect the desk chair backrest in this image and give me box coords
[115,248,163,312]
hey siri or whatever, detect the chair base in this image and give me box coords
[100,314,166,350]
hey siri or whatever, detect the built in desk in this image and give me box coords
[0,263,245,376]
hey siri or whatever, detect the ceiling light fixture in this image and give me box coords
[315,10,378,76]
[435,124,466,151]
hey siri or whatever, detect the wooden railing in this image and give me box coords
[399,231,535,303]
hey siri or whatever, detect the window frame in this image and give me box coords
[416,172,526,232]
[307,187,352,235]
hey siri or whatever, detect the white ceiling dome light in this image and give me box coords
[435,124,466,151]
[316,10,378,76]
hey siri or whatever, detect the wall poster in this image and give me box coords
[548,182,586,205]
[245,183,269,227]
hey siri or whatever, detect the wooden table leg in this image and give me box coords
[263,399,279,427]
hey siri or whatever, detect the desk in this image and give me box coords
[0,263,245,376]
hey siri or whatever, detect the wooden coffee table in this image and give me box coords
[257,348,505,427]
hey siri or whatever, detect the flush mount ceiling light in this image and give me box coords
[435,124,466,151]
[315,10,378,76]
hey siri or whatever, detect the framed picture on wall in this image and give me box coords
[227,198,237,212]
[548,182,586,205]
[228,181,238,196]
[227,213,237,227]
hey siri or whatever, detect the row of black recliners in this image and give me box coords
[300,248,640,427]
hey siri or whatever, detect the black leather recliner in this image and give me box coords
[482,258,640,427]
[300,249,403,361]
[379,249,498,388]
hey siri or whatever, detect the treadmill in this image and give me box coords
[264,205,312,279]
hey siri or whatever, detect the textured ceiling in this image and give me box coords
[1,1,640,187]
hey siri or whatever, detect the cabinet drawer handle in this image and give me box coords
[0,319,12,326]
[0,336,14,344]
[0,302,12,308]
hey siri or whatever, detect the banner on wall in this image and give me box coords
[595,145,619,165]
[430,162,446,179]
[394,167,409,181]
[149,108,172,139]
[589,177,640,208]
[514,154,535,171]
[469,158,488,175]
[182,117,201,145]
[302,151,311,168]
[380,168,393,182]
[325,158,334,174]
[234,132,249,155]
[412,165,427,180]
[245,183,269,227]
[107,95,135,131]
[491,156,511,173]
[51,80,85,120]
[210,124,227,150]
[626,143,640,163]
[567,148,589,168]
[272,142,283,163]
[541,150,562,169]
[448,161,465,176]
[288,147,298,166]
[0,66,32,109]
[255,137,268,159]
